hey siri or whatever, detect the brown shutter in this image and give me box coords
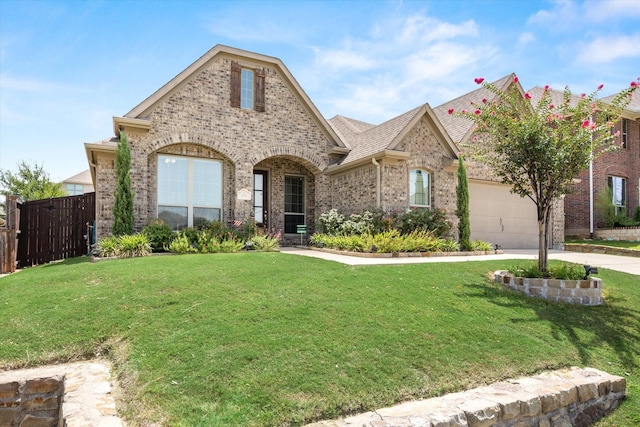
[255,68,265,112]
[230,61,241,108]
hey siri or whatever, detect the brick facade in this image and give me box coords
[564,118,640,236]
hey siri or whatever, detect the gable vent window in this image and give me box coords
[231,61,265,112]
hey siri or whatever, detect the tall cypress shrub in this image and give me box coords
[456,155,472,251]
[112,132,134,236]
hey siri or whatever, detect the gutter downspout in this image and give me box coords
[372,158,381,208]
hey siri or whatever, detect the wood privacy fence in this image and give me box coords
[16,192,96,268]
[0,195,20,273]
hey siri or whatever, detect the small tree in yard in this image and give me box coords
[456,155,472,251]
[0,160,65,201]
[112,132,134,236]
[451,76,638,274]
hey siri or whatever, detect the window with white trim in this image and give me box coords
[240,69,254,110]
[608,175,626,216]
[621,118,628,149]
[284,176,305,234]
[66,183,84,196]
[409,169,431,208]
[157,155,222,230]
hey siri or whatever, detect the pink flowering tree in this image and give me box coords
[451,76,638,274]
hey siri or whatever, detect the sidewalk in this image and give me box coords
[279,247,640,276]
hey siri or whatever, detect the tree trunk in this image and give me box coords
[537,206,552,274]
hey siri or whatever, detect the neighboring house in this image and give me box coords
[61,170,95,195]
[530,90,640,237]
[85,44,563,248]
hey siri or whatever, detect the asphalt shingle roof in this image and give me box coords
[328,106,423,164]
[433,74,513,143]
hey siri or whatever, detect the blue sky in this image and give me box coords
[1,0,639,182]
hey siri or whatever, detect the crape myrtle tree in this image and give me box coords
[450,76,639,274]
[456,154,472,251]
[112,132,134,236]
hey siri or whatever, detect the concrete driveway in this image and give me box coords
[280,247,640,276]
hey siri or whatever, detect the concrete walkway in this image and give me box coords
[279,247,640,276]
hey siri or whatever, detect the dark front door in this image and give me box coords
[253,171,268,228]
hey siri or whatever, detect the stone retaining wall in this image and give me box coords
[495,270,603,305]
[0,361,123,427]
[0,375,63,426]
[595,227,640,241]
[309,246,503,258]
[565,243,640,258]
[307,367,626,427]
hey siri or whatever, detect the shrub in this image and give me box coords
[142,219,175,252]
[168,233,197,254]
[219,239,245,253]
[197,231,221,253]
[511,262,544,278]
[550,263,584,280]
[250,235,280,252]
[395,208,451,237]
[634,206,640,224]
[117,234,152,258]
[97,236,119,257]
[96,234,151,258]
[471,240,494,251]
[317,209,345,235]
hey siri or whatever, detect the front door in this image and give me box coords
[253,171,268,228]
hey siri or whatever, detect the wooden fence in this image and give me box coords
[16,192,95,268]
[0,195,20,274]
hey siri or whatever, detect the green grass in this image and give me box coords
[1,254,639,426]
[566,239,640,251]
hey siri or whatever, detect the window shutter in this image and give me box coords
[255,68,265,112]
[230,61,241,108]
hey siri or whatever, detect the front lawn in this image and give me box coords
[1,254,639,426]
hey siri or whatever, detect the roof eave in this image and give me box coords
[326,150,409,175]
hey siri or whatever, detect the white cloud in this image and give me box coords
[517,32,536,46]
[396,14,478,45]
[577,34,640,63]
[582,0,640,22]
[314,47,377,71]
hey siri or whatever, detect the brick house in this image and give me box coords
[85,45,564,248]
[551,91,640,237]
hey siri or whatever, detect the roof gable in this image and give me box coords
[433,74,515,144]
[119,44,346,149]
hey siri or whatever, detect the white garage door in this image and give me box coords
[469,181,539,249]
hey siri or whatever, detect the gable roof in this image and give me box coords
[602,89,640,120]
[433,74,515,144]
[61,169,92,185]
[115,44,347,149]
[326,103,458,173]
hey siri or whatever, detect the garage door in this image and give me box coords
[469,181,539,249]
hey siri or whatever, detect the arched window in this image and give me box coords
[409,169,431,208]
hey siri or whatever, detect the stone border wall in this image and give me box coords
[0,375,63,426]
[0,361,123,427]
[307,367,626,427]
[495,270,603,305]
[595,226,640,241]
[309,246,503,258]
[565,243,640,258]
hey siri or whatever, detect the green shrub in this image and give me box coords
[142,219,175,252]
[97,236,119,257]
[317,209,345,234]
[395,208,451,237]
[168,233,197,254]
[219,239,245,253]
[471,240,494,251]
[96,234,151,258]
[117,234,152,258]
[510,262,545,278]
[634,206,640,224]
[197,231,221,253]
[549,263,584,280]
[438,239,459,252]
[596,187,616,228]
[250,235,280,252]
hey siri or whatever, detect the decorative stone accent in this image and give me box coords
[0,361,123,427]
[305,367,625,427]
[495,270,603,305]
[310,246,503,258]
[565,243,640,258]
[594,227,640,242]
